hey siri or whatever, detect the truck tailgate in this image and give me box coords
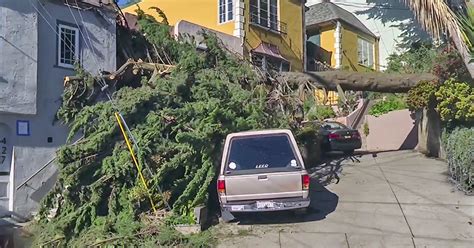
[224,171,304,202]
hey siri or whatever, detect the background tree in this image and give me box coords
[402,0,474,78]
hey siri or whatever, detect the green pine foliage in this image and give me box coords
[33,12,290,246]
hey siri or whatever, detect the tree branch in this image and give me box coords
[64,59,175,85]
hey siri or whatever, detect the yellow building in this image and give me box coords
[305,1,380,72]
[123,0,306,72]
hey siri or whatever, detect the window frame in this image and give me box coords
[251,52,290,72]
[57,23,80,69]
[357,37,374,68]
[250,0,279,31]
[218,0,234,24]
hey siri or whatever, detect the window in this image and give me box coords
[218,0,234,23]
[251,53,290,72]
[225,134,300,173]
[357,38,374,68]
[322,122,348,130]
[250,0,279,31]
[58,24,79,68]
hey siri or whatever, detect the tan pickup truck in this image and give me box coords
[217,129,310,214]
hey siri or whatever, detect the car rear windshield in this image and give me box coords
[322,122,347,130]
[225,134,300,173]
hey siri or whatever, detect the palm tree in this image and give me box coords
[403,0,474,78]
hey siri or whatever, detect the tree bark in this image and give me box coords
[65,60,437,93]
[278,71,438,93]
[450,28,474,79]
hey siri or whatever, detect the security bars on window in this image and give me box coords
[250,0,286,33]
[58,24,79,68]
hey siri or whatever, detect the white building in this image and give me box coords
[0,0,116,219]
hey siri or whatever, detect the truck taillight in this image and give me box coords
[217,179,226,193]
[302,174,310,190]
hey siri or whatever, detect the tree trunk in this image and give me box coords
[65,60,437,93]
[450,29,474,79]
[278,71,437,93]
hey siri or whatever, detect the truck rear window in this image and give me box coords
[226,134,300,172]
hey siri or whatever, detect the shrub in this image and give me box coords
[307,105,336,121]
[435,78,474,123]
[296,124,322,168]
[369,95,407,117]
[406,80,439,111]
[443,127,474,194]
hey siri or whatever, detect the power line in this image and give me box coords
[63,0,166,208]
[332,1,410,11]
[65,0,111,97]
[28,0,79,60]
[30,0,168,211]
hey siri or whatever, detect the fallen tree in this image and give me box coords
[34,8,440,247]
[278,71,438,93]
[33,12,292,247]
[64,59,175,86]
[66,61,438,94]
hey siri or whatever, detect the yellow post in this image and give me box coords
[114,112,157,213]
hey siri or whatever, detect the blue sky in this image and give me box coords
[117,0,133,7]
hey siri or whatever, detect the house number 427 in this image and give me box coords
[0,137,6,164]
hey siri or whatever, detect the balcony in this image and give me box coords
[306,42,333,71]
[308,59,333,71]
[249,12,287,35]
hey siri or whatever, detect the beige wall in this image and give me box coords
[415,108,446,158]
[363,109,418,151]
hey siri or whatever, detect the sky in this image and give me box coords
[117,0,134,7]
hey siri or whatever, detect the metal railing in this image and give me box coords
[249,12,287,34]
[307,59,333,72]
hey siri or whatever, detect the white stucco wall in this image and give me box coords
[306,0,428,69]
[0,0,116,217]
[0,2,38,114]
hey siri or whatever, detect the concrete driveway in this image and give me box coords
[218,151,474,248]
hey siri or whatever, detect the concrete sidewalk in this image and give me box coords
[218,151,474,248]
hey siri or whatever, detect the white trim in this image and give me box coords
[357,36,375,68]
[8,148,14,211]
[334,21,342,69]
[302,1,306,72]
[233,0,244,37]
[57,24,80,68]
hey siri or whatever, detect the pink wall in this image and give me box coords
[364,109,418,151]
